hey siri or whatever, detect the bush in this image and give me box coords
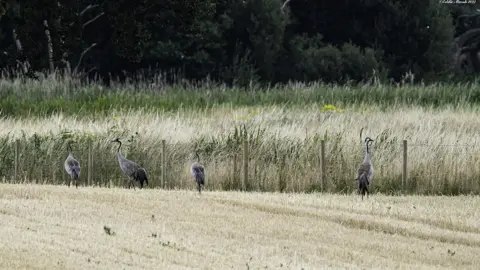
[288,34,384,84]
[286,0,454,83]
[341,43,384,83]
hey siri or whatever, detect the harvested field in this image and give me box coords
[0,184,478,269]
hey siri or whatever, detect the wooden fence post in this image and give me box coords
[320,139,326,191]
[52,156,56,185]
[161,140,166,188]
[63,167,66,186]
[243,139,249,191]
[14,139,19,183]
[88,142,93,186]
[233,153,238,189]
[402,140,408,190]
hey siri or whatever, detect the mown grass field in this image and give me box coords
[0,184,478,269]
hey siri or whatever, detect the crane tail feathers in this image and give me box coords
[134,168,148,188]
[358,173,369,199]
[72,170,79,180]
[191,168,205,186]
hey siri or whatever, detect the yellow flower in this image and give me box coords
[320,104,344,113]
[248,109,260,117]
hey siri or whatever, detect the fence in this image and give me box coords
[1,137,479,195]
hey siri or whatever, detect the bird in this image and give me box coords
[134,167,148,188]
[356,130,374,200]
[64,141,81,188]
[111,138,148,190]
[190,152,205,194]
[358,169,370,200]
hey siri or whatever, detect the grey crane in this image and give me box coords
[190,152,205,194]
[356,129,374,200]
[64,141,81,188]
[111,138,148,190]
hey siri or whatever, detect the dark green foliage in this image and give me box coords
[240,0,287,81]
[340,43,383,83]
[0,0,467,85]
[288,0,456,81]
[287,34,384,83]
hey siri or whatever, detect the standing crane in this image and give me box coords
[190,152,205,194]
[64,141,81,188]
[111,138,148,190]
[356,128,374,200]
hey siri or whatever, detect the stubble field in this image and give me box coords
[0,184,479,269]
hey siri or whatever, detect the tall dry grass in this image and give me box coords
[0,104,478,194]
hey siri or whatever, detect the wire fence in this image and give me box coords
[0,138,479,195]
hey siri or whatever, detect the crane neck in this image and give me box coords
[67,142,73,154]
[114,141,126,160]
[116,141,122,154]
[363,141,371,162]
[363,152,371,163]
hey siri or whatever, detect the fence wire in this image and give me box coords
[0,139,479,195]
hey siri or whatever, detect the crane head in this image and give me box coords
[111,138,121,143]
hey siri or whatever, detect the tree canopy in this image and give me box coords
[0,0,479,85]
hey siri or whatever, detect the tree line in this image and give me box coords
[0,0,479,86]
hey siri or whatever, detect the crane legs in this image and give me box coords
[68,178,79,189]
[126,177,136,191]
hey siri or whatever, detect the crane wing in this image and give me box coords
[120,158,140,177]
[191,164,205,185]
[64,156,81,179]
[135,167,148,181]
[356,163,370,181]
[66,158,80,168]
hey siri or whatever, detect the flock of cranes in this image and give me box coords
[64,131,373,198]
[63,138,206,193]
